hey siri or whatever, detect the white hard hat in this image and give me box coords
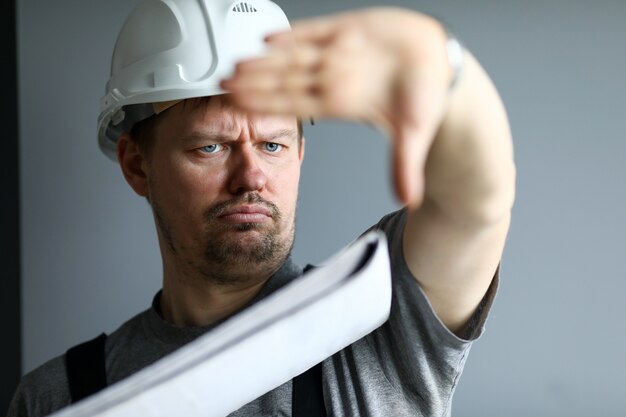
[97,0,291,160]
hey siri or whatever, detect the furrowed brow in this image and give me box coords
[180,128,298,144]
[259,129,298,142]
[179,131,235,144]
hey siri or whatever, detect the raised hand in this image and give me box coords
[221,8,455,208]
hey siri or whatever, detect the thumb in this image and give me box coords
[391,122,431,210]
[391,70,449,209]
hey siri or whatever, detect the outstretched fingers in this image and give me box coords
[222,41,327,115]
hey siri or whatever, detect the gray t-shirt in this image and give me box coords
[7,210,498,417]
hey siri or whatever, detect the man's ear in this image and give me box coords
[117,132,149,197]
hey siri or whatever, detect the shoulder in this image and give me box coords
[367,208,497,343]
[7,306,156,417]
[327,209,493,414]
[8,310,151,417]
[7,355,70,417]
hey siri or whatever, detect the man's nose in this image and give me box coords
[228,147,267,195]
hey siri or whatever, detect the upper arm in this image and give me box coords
[402,198,510,336]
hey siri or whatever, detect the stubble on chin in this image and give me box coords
[152,190,295,286]
[198,193,294,285]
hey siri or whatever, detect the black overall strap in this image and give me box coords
[292,362,327,416]
[64,292,326,414]
[292,263,327,416]
[65,333,108,403]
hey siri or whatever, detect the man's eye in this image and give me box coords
[264,142,282,153]
[199,144,222,154]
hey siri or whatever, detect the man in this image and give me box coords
[8,2,515,416]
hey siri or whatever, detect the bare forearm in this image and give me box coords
[422,50,516,226]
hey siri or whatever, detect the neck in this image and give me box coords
[158,250,286,327]
[160,277,268,327]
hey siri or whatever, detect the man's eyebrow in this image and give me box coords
[179,128,298,143]
[258,128,298,142]
[179,131,234,143]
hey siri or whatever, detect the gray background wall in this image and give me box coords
[15,0,625,416]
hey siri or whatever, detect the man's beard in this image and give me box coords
[152,192,294,286]
[202,193,293,271]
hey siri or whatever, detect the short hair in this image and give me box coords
[129,96,303,158]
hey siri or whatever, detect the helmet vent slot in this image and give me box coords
[233,2,257,13]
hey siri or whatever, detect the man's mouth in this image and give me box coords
[218,205,273,224]
[205,193,281,228]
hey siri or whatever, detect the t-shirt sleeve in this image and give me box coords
[363,209,499,411]
[6,356,72,417]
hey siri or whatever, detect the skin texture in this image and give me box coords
[117,97,304,326]
[221,7,516,336]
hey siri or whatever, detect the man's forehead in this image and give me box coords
[169,96,297,138]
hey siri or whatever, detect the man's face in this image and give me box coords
[141,96,303,286]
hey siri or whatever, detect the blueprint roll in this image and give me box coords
[51,230,392,417]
